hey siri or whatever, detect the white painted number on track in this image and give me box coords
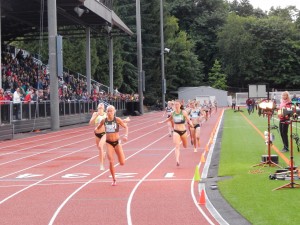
[16,173,43,179]
[164,173,175,178]
[62,173,90,179]
[110,173,138,179]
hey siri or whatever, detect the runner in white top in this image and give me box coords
[188,100,205,152]
[162,100,174,137]
[89,103,107,170]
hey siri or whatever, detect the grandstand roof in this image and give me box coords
[1,0,133,43]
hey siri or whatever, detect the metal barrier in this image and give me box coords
[0,99,127,125]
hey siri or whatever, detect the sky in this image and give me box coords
[247,0,300,11]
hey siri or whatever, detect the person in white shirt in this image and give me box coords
[13,88,22,120]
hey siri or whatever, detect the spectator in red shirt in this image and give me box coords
[24,90,32,103]
[246,98,253,115]
[0,88,5,105]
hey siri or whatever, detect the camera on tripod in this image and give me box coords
[278,105,300,120]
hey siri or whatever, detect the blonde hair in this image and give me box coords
[281,91,291,102]
[97,103,104,109]
[106,105,116,112]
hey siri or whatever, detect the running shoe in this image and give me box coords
[111,180,117,186]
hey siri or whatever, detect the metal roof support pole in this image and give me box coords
[136,0,144,114]
[86,27,91,95]
[48,0,60,131]
[160,0,166,110]
[109,34,113,94]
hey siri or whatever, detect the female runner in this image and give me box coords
[188,100,205,152]
[96,105,128,186]
[159,100,193,166]
[162,100,174,137]
[89,103,107,170]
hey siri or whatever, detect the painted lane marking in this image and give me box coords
[111,173,138,179]
[16,173,43,179]
[0,118,161,179]
[164,172,175,178]
[48,128,168,225]
[62,173,90,179]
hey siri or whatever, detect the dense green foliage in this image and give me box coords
[14,0,300,105]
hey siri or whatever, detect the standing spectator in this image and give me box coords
[23,89,32,119]
[232,97,236,110]
[0,88,4,103]
[278,91,292,152]
[24,89,32,103]
[246,98,253,115]
[13,88,22,120]
[0,88,5,123]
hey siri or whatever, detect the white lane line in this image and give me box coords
[0,116,158,157]
[48,127,168,225]
[126,144,174,225]
[0,113,157,151]
[200,110,230,225]
[0,117,160,168]
[0,135,93,167]
[0,125,165,205]
[0,178,194,188]
[0,120,164,179]
[0,131,91,157]
[0,149,98,205]
[0,126,89,151]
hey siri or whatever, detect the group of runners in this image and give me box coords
[159,99,215,166]
[89,99,215,186]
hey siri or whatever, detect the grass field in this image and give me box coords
[218,108,300,225]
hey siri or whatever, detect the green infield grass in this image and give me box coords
[218,108,300,225]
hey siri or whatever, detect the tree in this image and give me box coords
[168,0,228,80]
[164,16,204,100]
[208,59,227,90]
[217,14,260,92]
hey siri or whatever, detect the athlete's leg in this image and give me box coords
[189,127,195,146]
[195,127,201,150]
[181,132,188,148]
[115,144,125,166]
[173,132,181,165]
[98,134,107,170]
[106,143,116,184]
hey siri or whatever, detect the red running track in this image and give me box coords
[0,110,223,225]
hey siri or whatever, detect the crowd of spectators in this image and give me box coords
[0,48,139,104]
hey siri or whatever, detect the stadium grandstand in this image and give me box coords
[0,0,138,141]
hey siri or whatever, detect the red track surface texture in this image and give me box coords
[0,110,223,225]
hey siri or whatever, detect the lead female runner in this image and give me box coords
[96,105,129,186]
